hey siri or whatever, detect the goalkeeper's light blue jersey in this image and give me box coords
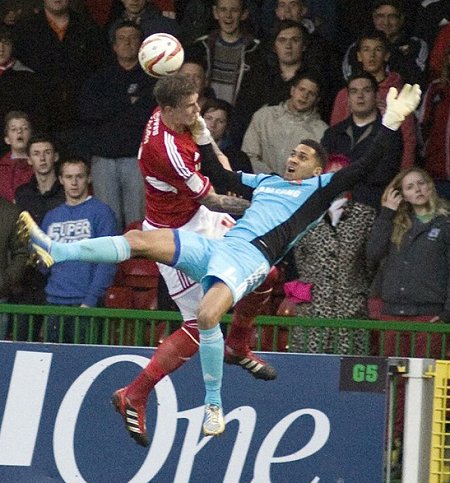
[225,172,334,266]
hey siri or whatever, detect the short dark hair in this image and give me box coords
[213,0,247,9]
[346,71,379,92]
[26,133,57,155]
[356,28,390,53]
[271,19,308,46]
[290,70,322,93]
[0,24,13,44]
[277,0,306,5]
[153,73,198,108]
[4,110,31,135]
[301,139,328,168]
[109,20,143,44]
[201,98,233,120]
[58,156,91,177]
[181,55,207,73]
[372,0,404,15]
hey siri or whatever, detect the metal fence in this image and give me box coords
[1,303,449,359]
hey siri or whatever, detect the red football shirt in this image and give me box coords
[138,108,211,228]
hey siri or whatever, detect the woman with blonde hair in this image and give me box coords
[366,166,450,446]
[368,166,450,324]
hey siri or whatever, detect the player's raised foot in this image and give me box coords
[224,346,278,381]
[111,387,149,447]
[17,211,54,268]
[202,404,225,436]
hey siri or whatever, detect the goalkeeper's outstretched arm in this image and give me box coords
[190,114,253,199]
[295,84,422,218]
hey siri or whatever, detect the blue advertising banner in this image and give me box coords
[0,343,388,483]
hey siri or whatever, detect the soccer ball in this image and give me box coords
[138,33,184,78]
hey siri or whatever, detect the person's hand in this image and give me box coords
[434,311,450,323]
[189,115,212,145]
[276,297,298,317]
[382,84,421,131]
[382,187,403,210]
[328,196,348,226]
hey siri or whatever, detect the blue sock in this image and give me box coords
[51,236,131,263]
[199,325,224,407]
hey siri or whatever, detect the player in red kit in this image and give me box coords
[112,74,278,446]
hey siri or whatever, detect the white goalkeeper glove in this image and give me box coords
[189,115,212,145]
[382,83,421,131]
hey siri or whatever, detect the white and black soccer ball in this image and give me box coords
[138,33,184,78]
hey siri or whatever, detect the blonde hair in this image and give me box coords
[382,167,450,246]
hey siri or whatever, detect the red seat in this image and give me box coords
[104,220,160,310]
[120,258,160,289]
[104,286,134,309]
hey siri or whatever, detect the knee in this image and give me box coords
[197,305,221,330]
[124,230,148,255]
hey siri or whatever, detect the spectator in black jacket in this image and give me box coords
[342,0,428,89]
[13,0,109,142]
[0,25,49,155]
[79,20,156,230]
[14,134,65,340]
[366,166,450,445]
[16,134,65,228]
[106,0,180,42]
[186,0,267,147]
[321,72,403,209]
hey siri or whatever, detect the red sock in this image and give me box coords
[225,267,278,353]
[126,322,199,405]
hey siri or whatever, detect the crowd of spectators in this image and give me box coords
[0,0,449,356]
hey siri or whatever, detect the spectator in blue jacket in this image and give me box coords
[41,155,118,343]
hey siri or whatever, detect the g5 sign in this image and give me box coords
[0,350,330,483]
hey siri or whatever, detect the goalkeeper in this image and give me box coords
[18,83,421,439]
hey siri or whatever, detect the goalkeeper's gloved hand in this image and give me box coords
[189,115,212,145]
[382,83,421,131]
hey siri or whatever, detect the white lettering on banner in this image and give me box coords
[174,406,257,483]
[251,409,330,483]
[54,355,180,483]
[0,351,52,466]
[1,351,331,482]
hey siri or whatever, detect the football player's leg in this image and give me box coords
[18,211,177,266]
[197,282,233,436]
[224,266,279,380]
[113,233,209,445]
[122,275,202,413]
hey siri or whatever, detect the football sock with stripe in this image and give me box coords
[199,325,224,407]
[126,324,200,406]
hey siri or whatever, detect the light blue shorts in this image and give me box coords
[172,229,270,304]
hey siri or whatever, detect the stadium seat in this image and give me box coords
[104,221,166,345]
